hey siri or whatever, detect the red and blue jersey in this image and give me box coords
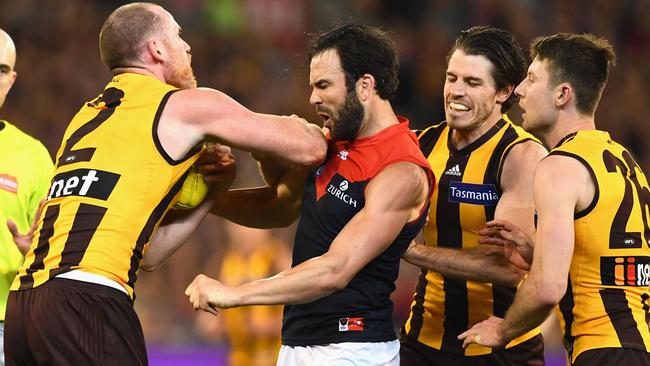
[282,117,434,346]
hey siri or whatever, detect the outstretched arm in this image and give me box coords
[402,241,525,286]
[185,162,429,313]
[160,88,327,166]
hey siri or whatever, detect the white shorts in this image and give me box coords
[277,340,400,366]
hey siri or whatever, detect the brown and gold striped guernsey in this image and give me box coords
[551,130,650,362]
[403,116,542,356]
[11,73,201,300]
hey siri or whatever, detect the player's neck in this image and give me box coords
[544,112,596,148]
[111,65,163,83]
[451,109,502,150]
[355,99,399,139]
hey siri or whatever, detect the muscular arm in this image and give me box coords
[402,242,525,286]
[402,141,547,285]
[186,162,430,309]
[460,155,593,347]
[209,157,310,228]
[159,88,326,166]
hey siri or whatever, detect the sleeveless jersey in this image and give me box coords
[11,73,200,300]
[551,130,650,362]
[403,117,542,356]
[282,117,434,346]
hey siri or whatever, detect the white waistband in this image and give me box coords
[55,270,129,295]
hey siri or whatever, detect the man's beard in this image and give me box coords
[331,89,364,142]
[169,64,197,90]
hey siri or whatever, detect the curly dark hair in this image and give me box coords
[308,24,399,101]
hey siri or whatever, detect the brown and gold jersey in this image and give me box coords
[11,73,200,300]
[551,131,650,362]
[403,117,542,356]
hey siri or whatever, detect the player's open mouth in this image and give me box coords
[449,102,470,112]
[318,112,331,126]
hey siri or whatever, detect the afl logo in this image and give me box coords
[339,180,349,191]
[315,165,325,177]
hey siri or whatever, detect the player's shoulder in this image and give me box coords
[414,121,447,140]
[548,130,613,164]
[537,153,591,185]
[503,138,547,166]
[371,161,428,195]
[171,87,224,101]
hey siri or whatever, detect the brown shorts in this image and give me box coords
[573,347,650,366]
[5,278,147,366]
[400,334,544,366]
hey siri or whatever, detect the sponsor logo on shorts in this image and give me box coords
[448,181,499,206]
[0,174,18,194]
[339,317,364,332]
[48,169,120,201]
[601,256,650,286]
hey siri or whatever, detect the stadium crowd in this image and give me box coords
[1,0,649,365]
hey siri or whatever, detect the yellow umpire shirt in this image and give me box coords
[0,120,53,320]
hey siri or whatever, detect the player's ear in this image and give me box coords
[147,39,164,64]
[357,74,375,101]
[555,83,572,108]
[496,85,513,104]
[7,70,16,91]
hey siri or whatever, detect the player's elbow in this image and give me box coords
[140,257,163,272]
[330,273,351,292]
[320,275,348,293]
[139,262,158,272]
[319,261,352,293]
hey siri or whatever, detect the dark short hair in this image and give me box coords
[99,2,164,71]
[447,26,527,113]
[308,24,399,100]
[531,33,616,116]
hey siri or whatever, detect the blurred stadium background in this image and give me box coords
[2,0,649,365]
